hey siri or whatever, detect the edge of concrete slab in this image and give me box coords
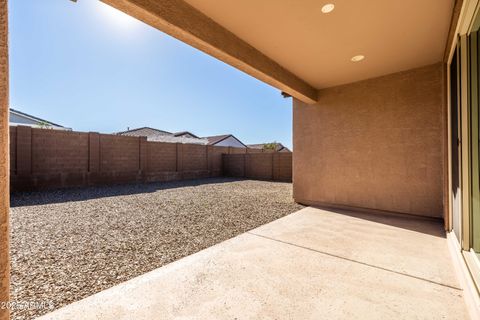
[36,208,315,319]
[34,237,243,319]
[37,206,470,319]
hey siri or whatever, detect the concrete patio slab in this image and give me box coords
[37,207,469,320]
[251,206,459,289]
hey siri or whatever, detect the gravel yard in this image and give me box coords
[9,178,303,320]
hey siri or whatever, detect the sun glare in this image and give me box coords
[97,1,139,29]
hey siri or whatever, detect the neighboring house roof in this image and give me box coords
[205,134,230,145]
[116,127,172,137]
[9,108,71,130]
[117,128,247,147]
[204,134,247,147]
[116,127,208,145]
[247,143,291,152]
[173,131,200,139]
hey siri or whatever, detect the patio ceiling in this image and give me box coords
[101,0,455,103]
[184,0,455,89]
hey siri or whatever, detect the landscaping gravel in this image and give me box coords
[9,178,303,320]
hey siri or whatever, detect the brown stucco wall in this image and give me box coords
[293,63,445,217]
[0,0,8,317]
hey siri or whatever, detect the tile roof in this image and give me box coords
[173,131,200,138]
[247,143,290,152]
[116,127,207,145]
[204,134,232,145]
[117,127,171,136]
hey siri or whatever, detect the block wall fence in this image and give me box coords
[9,126,291,191]
[222,153,292,182]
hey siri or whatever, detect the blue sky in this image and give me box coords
[8,0,293,148]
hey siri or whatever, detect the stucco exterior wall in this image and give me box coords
[0,0,8,318]
[9,112,69,130]
[293,63,445,217]
[9,112,37,125]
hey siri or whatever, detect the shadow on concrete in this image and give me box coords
[312,205,445,238]
[10,177,264,207]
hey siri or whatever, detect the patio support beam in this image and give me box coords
[100,0,318,104]
[0,0,9,319]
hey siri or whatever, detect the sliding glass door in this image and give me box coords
[470,20,480,257]
[451,46,462,241]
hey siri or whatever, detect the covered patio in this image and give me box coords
[2,0,480,319]
[38,207,468,319]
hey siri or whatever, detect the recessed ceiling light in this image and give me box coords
[351,55,365,62]
[321,4,335,13]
